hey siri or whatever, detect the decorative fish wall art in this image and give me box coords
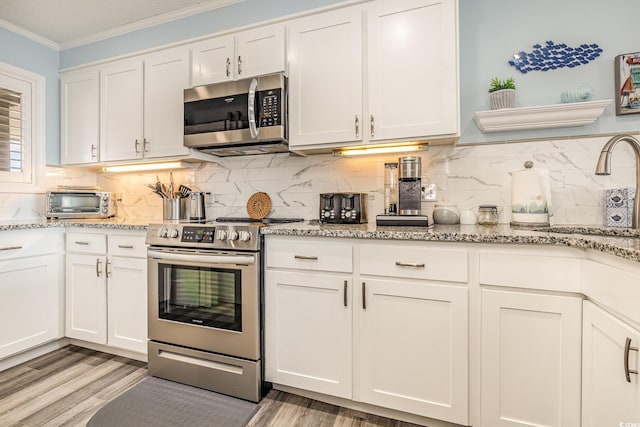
[509,40,603,73]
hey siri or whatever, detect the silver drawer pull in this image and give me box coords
[395,261,425,268]
[625,337,638,383]
[118,245,134,249]
[75,241,90,245]
[0,245,22,251]
[294,255,318,261]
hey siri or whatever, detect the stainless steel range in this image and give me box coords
[146,222,265,402]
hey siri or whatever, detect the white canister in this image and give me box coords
[510,161,553,227]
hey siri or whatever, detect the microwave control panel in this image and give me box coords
[259,89,281,127]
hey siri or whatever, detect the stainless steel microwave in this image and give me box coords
[46,191,115,219]
[183,73,288,157]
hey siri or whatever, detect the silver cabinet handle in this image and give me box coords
[91,144,97,159]
[294,255,318,261]
[118,245,134,249]
[237,55,242,75]
[343,280,348,307]
[143,138,149,153]
[75,241,90,246]
[0,245,22,251]
[355,115,359,138]
[395,261,426,268]
[134,139,140,154]
[96,258,102,277]
[370,114,375,137]
[225,57,231,77]
[625,337,638,382]
[106,259,111,278]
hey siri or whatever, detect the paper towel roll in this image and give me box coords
[510,161,553,226]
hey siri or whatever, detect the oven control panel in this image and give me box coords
[146,223,259,251]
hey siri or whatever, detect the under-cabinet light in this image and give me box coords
[334,143,428,157]
[102,161,188,173]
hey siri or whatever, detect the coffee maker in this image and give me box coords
[376,156,429,226]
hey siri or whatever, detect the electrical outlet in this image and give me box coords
[422,184,437,201]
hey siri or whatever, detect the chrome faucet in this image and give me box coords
[595,134,640,229]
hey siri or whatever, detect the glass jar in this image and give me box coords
[477,205,499,225]
[384,162,398,214]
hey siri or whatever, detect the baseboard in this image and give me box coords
[272,384,465,427]
[68,339,147,363]
[0,338,70,372]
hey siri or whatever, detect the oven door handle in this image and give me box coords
[148,250,255,265]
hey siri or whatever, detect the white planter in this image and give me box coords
[489,89,515,110]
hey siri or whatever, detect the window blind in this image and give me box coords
[0,87,22,173]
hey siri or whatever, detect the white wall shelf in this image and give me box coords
[473,99,612,133]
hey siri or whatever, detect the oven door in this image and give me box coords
[147,248,260,360]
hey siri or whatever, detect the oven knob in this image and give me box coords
[228,230,239,241]
[238,231,251,242]
[168,228,179,238]
[217,230,227,241]
[158,227,168,238]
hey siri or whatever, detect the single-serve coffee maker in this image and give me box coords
[376,156,429,227]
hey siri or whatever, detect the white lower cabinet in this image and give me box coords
[358,278,468,424]
[265,270,352,398]
[0,229,63,360]
[480,288,582,427]
[265,237,468,424]
[65,230,147,354]
[582,300,640,426]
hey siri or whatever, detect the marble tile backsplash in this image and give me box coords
[2,135,636,225]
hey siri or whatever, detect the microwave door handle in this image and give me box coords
[248,77,259,139]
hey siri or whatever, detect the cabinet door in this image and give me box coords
[143,47,190,158]
[0,254,62,359]
[481,289,582,427]
[191,35,235,86]
[265,270,352,398]
[288,6,363,148]
[236,24,286,79]
[583,301,640,426]
[107,256,147,354]
[60,70,100,164]
[358,278,468,424]
[367,0,459,141]
[65,253,107,344]
[100,59,144,161]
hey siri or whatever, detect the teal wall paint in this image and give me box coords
[0,28,59,165]
[459,0,640,143]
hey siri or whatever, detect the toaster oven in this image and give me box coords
[46,191,116,219]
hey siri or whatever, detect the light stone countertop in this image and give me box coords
[1,219,640,264]
[261,221,640,264]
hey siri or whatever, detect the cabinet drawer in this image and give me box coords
[0,228,62,260]
[266,238,353,273]
[360,244,468,283]
[66,232,107,254]
[108,234,147,258]
[582,260,640,325]
[479,251,581,292]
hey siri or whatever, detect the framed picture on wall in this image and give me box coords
[615,52,640,115]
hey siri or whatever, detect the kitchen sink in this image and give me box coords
[534,225,640,238]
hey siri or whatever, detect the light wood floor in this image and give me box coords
[0,345,423,426]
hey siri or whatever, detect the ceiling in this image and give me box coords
[0,0,241,50]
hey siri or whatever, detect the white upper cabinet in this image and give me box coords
[143,47,190,158]
[287,6,363,147]
[191,24,286,86]
[61,70,100,164]
[288,0,459,152]
[100,59,144,162]
[367,0,459,141]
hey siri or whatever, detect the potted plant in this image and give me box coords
[488,77,516,110]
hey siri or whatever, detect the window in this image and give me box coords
[0,62,44,190]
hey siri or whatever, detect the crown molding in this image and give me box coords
[0,17,59,50]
